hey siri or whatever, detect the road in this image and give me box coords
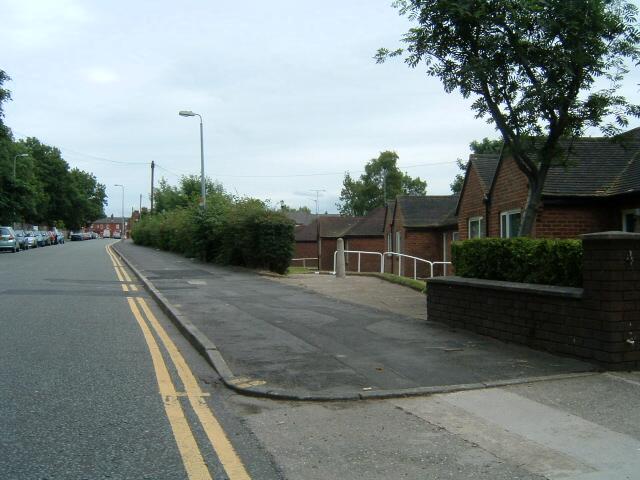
[3,239,640,480]
[0,240,280,480]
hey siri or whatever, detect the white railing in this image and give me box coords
[291,257,319,269]
[383,252,451,280]
[332,249,451,280]
[332,250,384,274]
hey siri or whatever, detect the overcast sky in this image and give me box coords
[2,0,639,216]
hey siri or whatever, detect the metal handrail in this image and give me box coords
[291,257,318,269]
[382,251,451,279]
[332,250,384,274]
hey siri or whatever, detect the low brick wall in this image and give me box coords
[427,232,640,369]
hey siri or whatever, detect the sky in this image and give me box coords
[2,0,639,217]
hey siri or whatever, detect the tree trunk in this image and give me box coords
[518,161,551,236]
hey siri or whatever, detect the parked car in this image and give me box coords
[90,232,98,239]
[13,230,30,250]
[38,231,51,246]
[103,229,111,239]
[0,227,20,253]
[23,231,39,248]
[113,231,122,239]
[70,231,84,241]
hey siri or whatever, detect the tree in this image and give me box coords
[278,202,311,213]
[338,151,427,216]
[154,175,228,213]
[451,138,502,194]
[377,0,640,235]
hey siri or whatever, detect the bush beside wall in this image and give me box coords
[451,238,583,287]
[131,199,294,274]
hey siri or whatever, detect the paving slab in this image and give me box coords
[114,241,595,399]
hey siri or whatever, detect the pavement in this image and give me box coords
[113,241,596,400]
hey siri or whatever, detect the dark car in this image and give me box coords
[70,231,84,241]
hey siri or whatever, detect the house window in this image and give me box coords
[395,231,401,253]
[622,209,639,232]
[387,232,392,252]
[468,217,484,239]
[452,232,459,242]
[500,210,521,238]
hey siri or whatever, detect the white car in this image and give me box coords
[113,231,122,239]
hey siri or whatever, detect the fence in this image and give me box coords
[290,257,319,269]
[332,250,451,280]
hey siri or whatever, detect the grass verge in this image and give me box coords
[287,266,317,275]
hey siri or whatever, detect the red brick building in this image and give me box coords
[457,128,640,239]
[90,214,131,238]
[343,206,387,272]
[385,196,459,278]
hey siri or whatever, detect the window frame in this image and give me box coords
[500,209,522,238]
[468,216,484,239]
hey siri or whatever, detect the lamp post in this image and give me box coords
[178,110,206,208]
[114,184,125,238]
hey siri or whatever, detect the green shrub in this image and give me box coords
[130,196,294,274]
[451,238,583,287]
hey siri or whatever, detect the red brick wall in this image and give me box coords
[485,156,629,238]
[487,156,529,237]
[320,238,337,271]
[458,165,487,239]
[534,205,617,238]
[293,242,318,268]
[344,237,385,272]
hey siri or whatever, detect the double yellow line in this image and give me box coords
[105,244,251,480]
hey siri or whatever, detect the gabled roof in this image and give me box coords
[395,195,459,228]
[319,215,362,238]
[284,211,315,225]
[470,153,501,193]
[540,127,640,197]
[294,221,317,242]
[344,206,387,237]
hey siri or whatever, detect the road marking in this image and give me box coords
[121,284,129,292]
[136,297,251,480]
[126,297,212,480]
[129,284,139,291]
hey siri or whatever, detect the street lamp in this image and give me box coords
[178,110,206,208]
[13,153,28,182]
[114,184,125,238]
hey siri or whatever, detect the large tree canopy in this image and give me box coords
[154,175,228,213]
[378,0,640,235]
[338,151,427,216]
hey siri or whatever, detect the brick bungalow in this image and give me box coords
[342,206,387,272]
[386,195,459,278]
[457,127,640,239]
[293,214,362,271]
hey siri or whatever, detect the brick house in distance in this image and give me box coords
[457,127,640,239]
[386,195,459,278]
[343,206,387,272]
[91,212,139,238]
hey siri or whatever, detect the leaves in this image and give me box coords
[338,151,427,216]
[381,0,640,235]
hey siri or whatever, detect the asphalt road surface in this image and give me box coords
[0,240,281,480]
[3,239,640,480]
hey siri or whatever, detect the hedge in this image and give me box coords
[131,199,294,274]
[451,238,583,287]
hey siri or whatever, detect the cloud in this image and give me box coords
[85,67,119,84]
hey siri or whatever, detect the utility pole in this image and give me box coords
[150,161,155,213]
[139,194,142,216]
[310,189,325,217]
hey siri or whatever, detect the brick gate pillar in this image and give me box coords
[581,232,640,368]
